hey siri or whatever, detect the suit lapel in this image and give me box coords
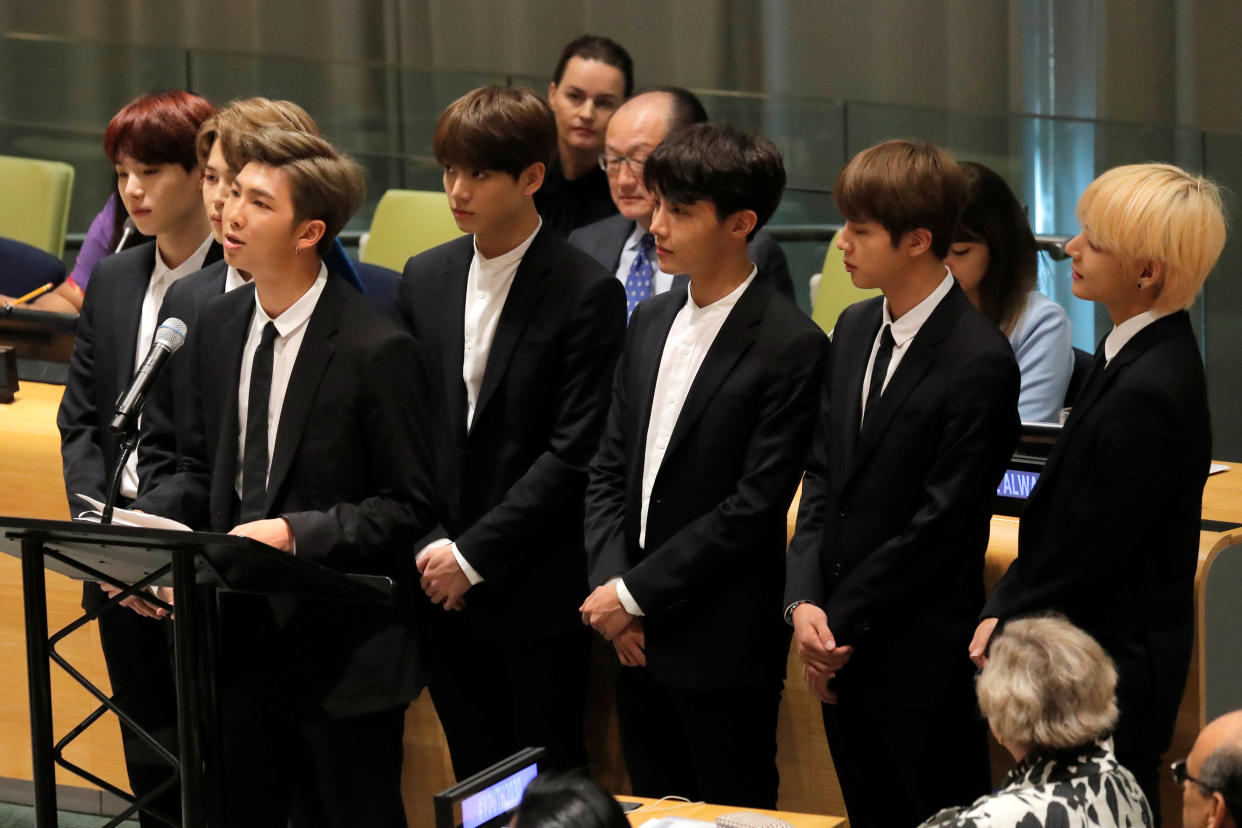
[113,244,157,386]
[846,287,966,484]
[632,293,685,471]
[604,217,636,272]
[263,274,344,516]
[661,280,770,465]
[836,298,882,478]
[472,228,554,425]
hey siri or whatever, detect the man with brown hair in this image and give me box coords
[136,127,433,826]
[394,85,625,779]
[783,139,1020,827]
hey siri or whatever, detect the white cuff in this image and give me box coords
[452,543,484,586]
[613,577,644,617]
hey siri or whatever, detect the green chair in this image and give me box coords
[0,155,74,258]
[360,189,463,272]
[811,234,880,335]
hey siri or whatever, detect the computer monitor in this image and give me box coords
[994,421,1061,517]
[0,305,77,384]
[433,747,545,828]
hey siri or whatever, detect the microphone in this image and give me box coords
[114,217,138,253]
[110,318,188,434]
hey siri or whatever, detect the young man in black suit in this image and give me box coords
[581,124,827,808]
[784,140,1020,828]
[393,86,625,779]
[56,90,218,827]
[135,128,432,826]
[568,87,795,310]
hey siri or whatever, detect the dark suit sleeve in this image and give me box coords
[56,262,109,511]
[983,381,1189,620]
[282,330,436,572]
[583,318,639,587]
[826,347,1019,641]
[455,275,626,582]
[621,327,828,618]
[751,233,795,303]
[783,356,834,608]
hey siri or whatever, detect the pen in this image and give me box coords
[12,282,54,305]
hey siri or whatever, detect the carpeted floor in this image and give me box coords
[0,802,138,826]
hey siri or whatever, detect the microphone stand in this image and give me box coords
[101,420,140,526]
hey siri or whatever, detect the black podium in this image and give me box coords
[0,516,393,828]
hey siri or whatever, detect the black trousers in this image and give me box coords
[84,582,181,828]
[219,703,408,828]
[821,701,991,828]
[614,667,784,809]
[425,608,590,780]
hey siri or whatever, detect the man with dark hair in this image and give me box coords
[537,34,633,236]
[1180,710,1242,828]
[394,86,625,780]
[135,128,432,826]
[569,88,793,313]
[581,123,826,808]
[783,139,1020,828]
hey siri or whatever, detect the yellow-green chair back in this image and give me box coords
[0,155,74,257]
[361,189,463,272]
[811,235,881,334]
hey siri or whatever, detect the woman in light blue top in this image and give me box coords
[945,162,1074,422]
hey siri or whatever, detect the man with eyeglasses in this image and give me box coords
[569,87,795,319]
[1177,709,1242,828]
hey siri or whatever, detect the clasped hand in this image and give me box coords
[579,581,634,641]
[417,542,470,611]
[792,603,853,704]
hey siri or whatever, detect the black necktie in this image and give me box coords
[240,322,279,522]
[863,325,895,419]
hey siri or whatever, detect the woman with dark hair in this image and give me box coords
[537,34,633,235]
[944,161,1073,422]
[511,773,630,828]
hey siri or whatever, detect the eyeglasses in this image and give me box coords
[1171,758,1216,791]
[598,153,647,177]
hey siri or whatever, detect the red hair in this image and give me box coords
[103,90,215,171]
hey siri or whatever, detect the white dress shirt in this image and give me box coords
[223,264,248,293]
[859,269,955,428]
[616,223,675,296]
[416,221,542,585]
[1104,309,1170,365]
[120,234,214,499]
[233,264,328,499]
[614,269,758,616]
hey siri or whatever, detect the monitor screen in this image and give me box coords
[994,421,1061,517]
[434,747,545,828]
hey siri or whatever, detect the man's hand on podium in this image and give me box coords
[613,619,646,667]
[229,518,294,552]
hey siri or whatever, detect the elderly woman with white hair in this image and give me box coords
[972,162,1226,823]
[923,616,1152,827]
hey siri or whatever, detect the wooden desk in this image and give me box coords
[623,796,846,827]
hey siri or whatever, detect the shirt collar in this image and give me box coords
[686,267,758,318]
[624,222,652,253]
[224,265,248,292]
[1105,309,1170,363]
[473,219,542,274]
[253,263,329,338]
[883,268,955,347]
[152,234,214,286]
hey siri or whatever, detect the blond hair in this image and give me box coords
[197,97,319,167]
[232,128,365,257]
[1077,163,1227,312]
[977,616,1118,753]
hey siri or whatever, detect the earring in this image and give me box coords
[1137,281,1143,290]
[294,245,301,254]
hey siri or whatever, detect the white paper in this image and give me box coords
[74,494,192,532]
[1209,462,1230,476]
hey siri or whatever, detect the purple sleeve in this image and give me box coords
[68,198,118,291]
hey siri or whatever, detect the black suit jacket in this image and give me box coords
[58,239,223,511]
[568,213,797,303]
[984,311,1209,757]
[394,227,626,641]
[585,278,827,689]
[135,272,435,718]
[785,283,1020,708]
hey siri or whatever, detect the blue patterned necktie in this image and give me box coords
[625,233,655,323]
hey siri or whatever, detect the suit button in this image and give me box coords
[838,505,850,517]
[831,563,843,576]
